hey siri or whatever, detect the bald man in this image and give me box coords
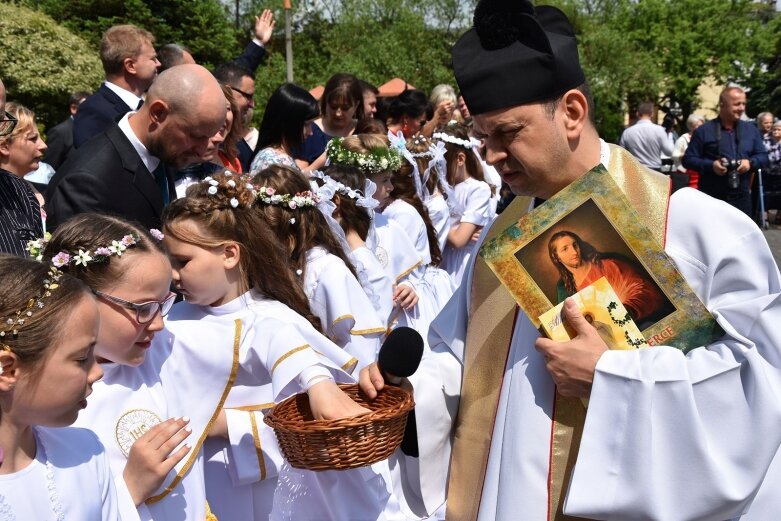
[47,64,226,230]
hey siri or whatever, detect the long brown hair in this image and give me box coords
[42,214,164,292]
[219,83,241,164]
[0,255,90,369]
[438,123,494,195]
[162,171,323,332]
[322,165,372,241]
[252,165,359,283]
[547,230,600,295]
[395,159,442,266]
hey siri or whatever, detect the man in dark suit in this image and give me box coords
[73,25,160,149]
[47,65,227,231]
[45,91,88,170]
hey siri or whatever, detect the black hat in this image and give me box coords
[453,1,585,116]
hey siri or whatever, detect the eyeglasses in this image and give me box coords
[93,290,176,324]
[230,86,255,103]
[0,112,18,137]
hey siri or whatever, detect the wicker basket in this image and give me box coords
[263,384,414,471]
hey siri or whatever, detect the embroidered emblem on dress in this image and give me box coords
[115,409,163,457]
[374,246,389,268]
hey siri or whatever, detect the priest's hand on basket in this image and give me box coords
[535,298,608,398]
[307,379,371,420]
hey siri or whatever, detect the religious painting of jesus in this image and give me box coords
[514,198,675,331]
[479,163,722,353]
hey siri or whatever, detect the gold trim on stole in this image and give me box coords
[446,149,671,521]
[271,344,310,374]
[146,319,244,505]
[249,411,267,480]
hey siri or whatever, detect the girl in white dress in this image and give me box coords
[316,165,397,328]
[328,135,427,328]
[433,124,495,286]
[42,214,219,521]
[253,165,385,369]
[0,255,123,521]
[162,172,401,521]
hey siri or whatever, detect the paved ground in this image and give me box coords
[763,224,781,266]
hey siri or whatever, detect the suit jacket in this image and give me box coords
[73,84,135,149]
[234,41,267,75]
[46,124,175,231]
[45,117,74,170]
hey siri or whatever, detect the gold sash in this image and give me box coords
[446,147,670,521]
[146,319,243,505]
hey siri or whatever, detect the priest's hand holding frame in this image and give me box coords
[535,298,608,398]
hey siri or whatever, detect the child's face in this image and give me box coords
[164,222,241,308]
[13,294,102,427]
[93,252,172,367]
[370,172,394,206]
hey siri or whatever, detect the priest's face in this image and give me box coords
[93,252,171,367]
[473,102,572,199]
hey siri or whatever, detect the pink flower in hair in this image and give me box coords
[52,252,70,268]
[121,235,136,247]
[95,247,111,256]
[265,187,275,196]
[150,229,164,241]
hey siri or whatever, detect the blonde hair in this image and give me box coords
[341,133,390,159]
[100,24,155,76]
[0,102,35,147]
[429,84,457,107]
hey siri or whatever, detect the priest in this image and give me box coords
[431,1,781,520]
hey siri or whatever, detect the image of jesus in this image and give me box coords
[548,230,666,324]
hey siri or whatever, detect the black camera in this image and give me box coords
[721,158,741,190]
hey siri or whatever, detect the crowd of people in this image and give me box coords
[619,90,780,221]
[1,1,781,520]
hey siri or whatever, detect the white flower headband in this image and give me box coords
[27,230,164,268]
[388,130,427,202]
[326,137,403,174]
[432,131,478,149]
[255,186,320,210]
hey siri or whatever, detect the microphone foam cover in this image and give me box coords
[378,326,424,378]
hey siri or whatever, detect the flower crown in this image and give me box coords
[432,132,478,149]
[326,138,402,174]
[1,265,62,352]
[26,230,164,268]
[255,186,320,209]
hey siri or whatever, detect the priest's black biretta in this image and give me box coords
[452,0,585,116]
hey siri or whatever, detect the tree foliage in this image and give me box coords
[550,0,780,141]
[29,0,240,69]
[0,3,103,129]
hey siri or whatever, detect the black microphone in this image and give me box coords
[377,326,424,457]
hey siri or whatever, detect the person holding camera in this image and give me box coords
[683,86,768,216]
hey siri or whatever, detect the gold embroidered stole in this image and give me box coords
[146,319,244,505]
[446,146,670,521]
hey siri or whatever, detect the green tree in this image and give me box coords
[29,0,240,69]
[0,2,103,129]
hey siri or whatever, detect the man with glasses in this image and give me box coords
[0,78,44,256]
[213,62,256,172]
